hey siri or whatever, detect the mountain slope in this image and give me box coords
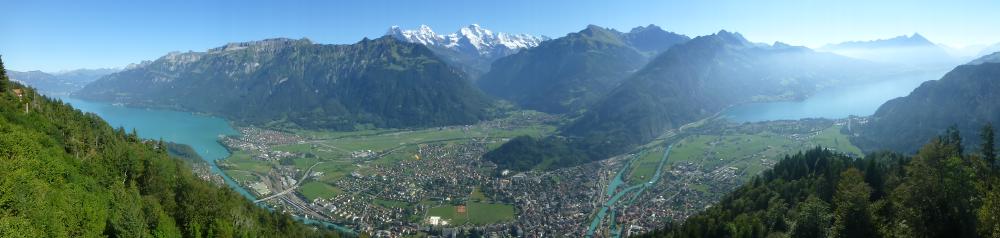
[565,31,873,155]
[856,59,1000,153]
[386,24,546,79]
[75,37,493,130]
[968,51,1000,65]
[0,58,342,237]
[477,24,689,114]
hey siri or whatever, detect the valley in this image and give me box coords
[8,2,1000,236]
[52,70,881,236]
[208,102,866,236]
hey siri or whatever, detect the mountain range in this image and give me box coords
[477,24,689,114]
[69,24,986,167]
[820,33,961,67]
[563,30,877,157]
[75,37,493,130]
[486,30,879,171]
[386,24,547,79]
[8,68,117,95]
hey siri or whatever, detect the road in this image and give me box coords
[254,161,323,203]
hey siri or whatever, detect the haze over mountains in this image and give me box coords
[819,33,964,67]
[478,24,689,114]
[855,53,1000,153]
[480,30,885,171]
[566,30,877,150]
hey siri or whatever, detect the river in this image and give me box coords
[587,144,673,238]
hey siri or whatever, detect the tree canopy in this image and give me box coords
[639,125,1000,238]
[0,55,345,237]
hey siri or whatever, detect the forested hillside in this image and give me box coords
[857,61,1000,154]
[638,126,1000,238]
[0,57,344,237]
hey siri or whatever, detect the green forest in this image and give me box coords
[637,125,1000,238]
[0,57,345,237]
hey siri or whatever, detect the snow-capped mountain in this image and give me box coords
[387,24,546,57]
[386,24,548,79]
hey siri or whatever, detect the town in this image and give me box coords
[216,113,867,237]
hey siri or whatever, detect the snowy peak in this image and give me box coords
[387,25,443,46]
[386,24,547,57]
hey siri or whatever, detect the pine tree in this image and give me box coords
[790,195,831,238]
[0,55,8,92]
[831,168,875,238]
[942,125,963,156]
[983,123,996,167]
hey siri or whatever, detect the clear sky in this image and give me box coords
[3,0,999,72]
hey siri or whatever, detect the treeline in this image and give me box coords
[0,56,345,237]
[637,125,1000,238]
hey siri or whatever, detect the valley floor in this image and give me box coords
[216,111,866,237]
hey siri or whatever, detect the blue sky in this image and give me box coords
[3,0,1000,71]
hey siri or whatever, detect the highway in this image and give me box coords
[254,161,323,203]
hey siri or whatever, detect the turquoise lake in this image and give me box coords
[57,96,352,232]
[723,69,947,122]
[57,97,253,199]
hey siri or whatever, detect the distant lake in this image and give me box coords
[723,69,948,122]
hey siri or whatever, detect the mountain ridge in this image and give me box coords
[477,24,690,114]
[75,36,494,130]
[855,59,1000,153]
[563,30,875,154]
[820,33,960,67]
[8,68,116,95]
